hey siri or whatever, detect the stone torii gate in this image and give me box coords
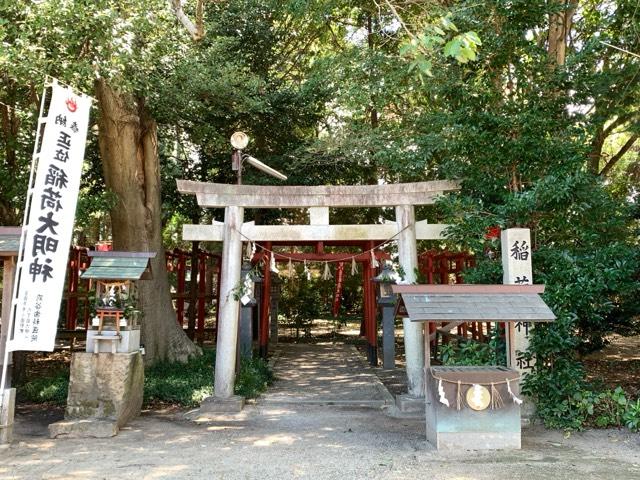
[177,180,459,412]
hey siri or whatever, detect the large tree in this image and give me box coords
[0,0,200,363]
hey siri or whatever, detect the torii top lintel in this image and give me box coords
[176,180,460,208]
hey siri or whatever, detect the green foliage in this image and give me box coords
[623,399,640,432]
[438,327,506,367]
[17,349,274,409]
[278,266,339,338]
[144,348,217,407]
[145,349,273,407]
[428,1,640,430]
[440,340,493,366]
[572,387,639,430]
[17,372,69,406]
[235,356,275,399]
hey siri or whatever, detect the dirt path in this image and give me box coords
[260,343,393,407]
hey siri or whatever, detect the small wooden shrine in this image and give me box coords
[80,251,155,354]
[393,284,556,450]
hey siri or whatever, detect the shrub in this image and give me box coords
[145,348,274,407]
[18,372,69,406]
[144,348,217,407]
[18,348,275,409]
[234,356,275,399]
[623,399,640,432]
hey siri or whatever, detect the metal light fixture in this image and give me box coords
[230,131,249,150]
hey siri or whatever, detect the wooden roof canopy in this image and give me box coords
[392,284,556,322]
[80,251,157,281]
[0,227,21,257]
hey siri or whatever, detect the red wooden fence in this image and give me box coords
[418,250,492,343]
[60,246,220,344]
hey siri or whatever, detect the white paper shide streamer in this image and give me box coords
[370,250,379,268]
[506,378,523,405]
[303,260,311,281]
[322,262,333,280]
[437,379,450,407]
[351,257,358,275]
[287,258,294,277]
[240,272,254,306]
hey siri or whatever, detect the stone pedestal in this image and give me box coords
[0,388,16,444]
[199,394,245,414]
[395,393,424,414]
[49,351,143,438]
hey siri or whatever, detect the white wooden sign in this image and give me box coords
[501,228,535,373]
[8,82,91,352]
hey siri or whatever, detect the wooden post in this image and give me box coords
[259,242,272,358]
[197,250,206,344]
[1,257,16,445]
[214,262,221,341]
[396,204,424,397]
[176,250,186,326]
[212,205,244,400]
[1,258,15,387]
[66,248,79,330]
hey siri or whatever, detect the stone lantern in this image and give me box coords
[239,261,258,358]
[372,261,398,369]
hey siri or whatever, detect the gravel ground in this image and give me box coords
[2,404,640,480]
[3,340,639,479]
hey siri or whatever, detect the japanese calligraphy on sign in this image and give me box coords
[501,228,535,374]
[9,82,91,352]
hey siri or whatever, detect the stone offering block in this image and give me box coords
[426,366,521,450]
[49,351,143,438]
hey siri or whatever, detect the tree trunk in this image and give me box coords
[95,78,200,365]
[547,1,577,67]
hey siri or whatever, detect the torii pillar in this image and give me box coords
[396,205,424,399]
[201,206,245,412]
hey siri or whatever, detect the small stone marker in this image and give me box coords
[0,388,16,444]
[501,228,535,374]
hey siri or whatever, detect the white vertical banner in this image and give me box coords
[8,80,92,352]
[501,228,535,374]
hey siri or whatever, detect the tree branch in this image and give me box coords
[170,0,205,41]
[599,133,639,176]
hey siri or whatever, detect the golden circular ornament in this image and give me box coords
[466,384,491,411]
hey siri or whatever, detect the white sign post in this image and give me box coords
[501,228,535,374]
[1,80,91,437]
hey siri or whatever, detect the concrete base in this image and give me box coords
[430,431,521,450]
[86,329,140,354]
[0,388,16,444]
[49,419,118,439]
[51,351,143,438]
[199,395,245,414]
[395,394,425,414]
